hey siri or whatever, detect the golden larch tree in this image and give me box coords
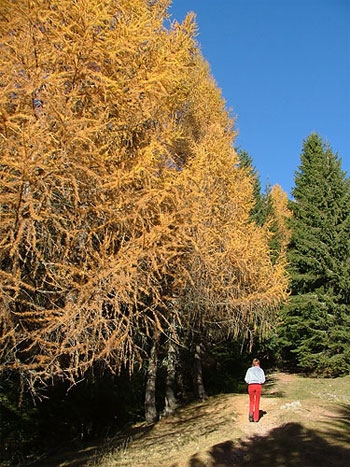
[0,0,288,396]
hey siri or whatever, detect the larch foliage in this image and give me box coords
[0,0,288,391]
[266,184,292,265]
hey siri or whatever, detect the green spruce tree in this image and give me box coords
[279,133,350,376]
[237,149,267,226]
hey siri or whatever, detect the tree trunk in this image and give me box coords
[194,342,208,400]
[163,336,178,416]
[144,338,159,424]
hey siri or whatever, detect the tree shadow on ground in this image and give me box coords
[31,423,155,467]
[188,404,350,467]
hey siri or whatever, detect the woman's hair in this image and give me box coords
[252,358,260,366]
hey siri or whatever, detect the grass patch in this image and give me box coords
[276,373,350,402]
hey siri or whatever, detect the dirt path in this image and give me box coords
[233,372,296,439]
[234,393,280,438]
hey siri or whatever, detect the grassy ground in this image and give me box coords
[35,372,350,467]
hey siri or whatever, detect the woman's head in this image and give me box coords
[252,358,260,367]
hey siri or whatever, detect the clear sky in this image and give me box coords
[169,0,350,196]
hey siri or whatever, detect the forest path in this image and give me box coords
[88,372,349,466]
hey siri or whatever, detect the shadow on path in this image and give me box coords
[188,404,350,467]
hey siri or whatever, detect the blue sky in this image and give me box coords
[169,0,350,196]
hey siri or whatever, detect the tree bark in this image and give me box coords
[163,336,178,416]
[193,342,208,400]
[144,337,159,424]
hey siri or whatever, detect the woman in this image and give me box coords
[244,358,265,422]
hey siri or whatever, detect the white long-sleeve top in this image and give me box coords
[244,366,265,385]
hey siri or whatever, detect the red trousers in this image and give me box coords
[248,384,262,421]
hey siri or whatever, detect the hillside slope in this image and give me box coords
[35,372,350,467]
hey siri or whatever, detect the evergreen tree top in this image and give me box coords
[292,133,349,209]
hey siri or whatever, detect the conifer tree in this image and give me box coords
[237,149,267,226]
[279,133,350,376]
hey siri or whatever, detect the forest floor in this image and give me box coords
[36,372,350,467]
